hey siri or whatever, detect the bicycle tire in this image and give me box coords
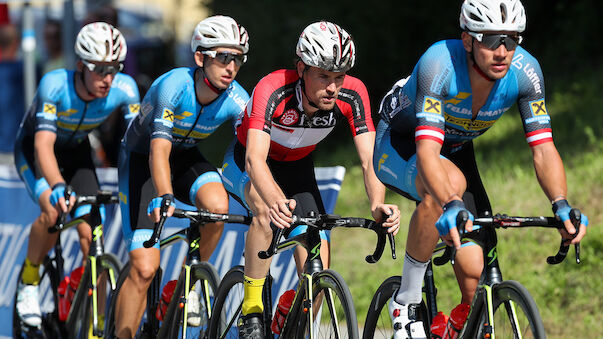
[362,276,429,339]
[291,269,359,339]
[69,253,122,339]
[207,266,246,339]
[474,280,546,339]
[104,261,131,338]
[162,262,220,339]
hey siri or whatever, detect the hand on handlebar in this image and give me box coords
[436,200,474,249]
[147,193,175,223]
[269,198,296,229]
[553,199,588,245]
[372,203,401,236]
[49,183,76,214]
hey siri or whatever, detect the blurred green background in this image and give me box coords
[196,1,602,337]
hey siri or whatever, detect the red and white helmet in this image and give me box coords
[191,15,249,54]
[460,0,526,32]
[75,22,127,62]
[296,21,355,73]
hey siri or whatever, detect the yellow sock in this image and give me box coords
[21,258,40,285]
[242,275,265,315]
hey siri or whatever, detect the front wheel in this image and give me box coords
[475,280,545,339]
[207,266,245,339]
[69,253,122,339]
[164,262,220,339]
[362,276,429,339]
[292,269,359,339]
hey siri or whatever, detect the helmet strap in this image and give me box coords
[78,68,97,100]
[469,38,496,82]
[300,66,319,109]
[200,66,225,95]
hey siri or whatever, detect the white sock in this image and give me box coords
[394,253,429,305]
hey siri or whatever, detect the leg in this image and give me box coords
[194,182,229,261]
[25,189,59,266]
[114,247,160,339]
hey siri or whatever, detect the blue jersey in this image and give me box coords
[123,67,249,154]
[380,40,553,149]
[19,69,140,146]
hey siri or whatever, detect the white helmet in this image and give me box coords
[460,0,526,32]
[191,15,249,54]
[296,21,356,73]
[75,22,127,62]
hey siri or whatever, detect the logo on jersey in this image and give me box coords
[279,109,299,126]
[43,103,57,115]
[423,96,442,115]
[445,92,471,105]
[529,100,547,116]
[129,104,140,114]
[378,154,388,172]
[162,108,174,122]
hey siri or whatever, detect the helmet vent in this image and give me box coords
[500,3,508,23]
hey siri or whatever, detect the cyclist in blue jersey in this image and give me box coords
[13,22,139,328]
[373,1,589,338]
[113,16,250,338]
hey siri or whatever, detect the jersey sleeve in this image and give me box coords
[512,49,553,147]
[117,74,141,126]
[412,44,452,145]
[33,72,64,134]
[147,76,181,144]
[246,72,284,134]
[339,76,374,136]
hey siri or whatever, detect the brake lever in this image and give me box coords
[258,223,283,259]
[450,210,469,265]
[546,208,581,265]
[49,186,74,233]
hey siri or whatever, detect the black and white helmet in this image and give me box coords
[460,0,526,32]
[296,21,355,73]
[191,15,249,54]
[75,22,127,62]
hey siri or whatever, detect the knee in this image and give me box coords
[129,259,159,286]
[447,170,467,195]
[39,209,59,226]
[204,198,229,215]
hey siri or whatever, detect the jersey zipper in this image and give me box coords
[65,102,88,145]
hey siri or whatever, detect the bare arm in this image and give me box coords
[353,132,400,234]
[148,138,174,221]
[34,131,64,187]
[415,139,461,206]
[245,129,294,228]
[531,142,585,243]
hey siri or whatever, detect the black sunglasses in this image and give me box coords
[468,32,523,50]
[82,60,124,76]
[202,51,247,67]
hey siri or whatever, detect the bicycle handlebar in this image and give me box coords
[49,189,119,233]
[142,199,253,248]
[257,213,396,263]
[447,210,582,265]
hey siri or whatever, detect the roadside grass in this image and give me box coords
[316,71,602,338]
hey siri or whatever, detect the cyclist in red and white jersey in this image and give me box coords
[220,21,400,338]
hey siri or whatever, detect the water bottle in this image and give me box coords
[429,311,449,339]
[271,289,296,334]
[443,303,470,339]
[156,280,178,321]
[57,276,71,322]
[68,266,85,301]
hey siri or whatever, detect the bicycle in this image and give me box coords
[105,197,252,339]
[208,192,396,339]
[363,210,582,339]
[12,188,122,339]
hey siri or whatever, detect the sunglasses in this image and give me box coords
[468,31,523,50]
[82,60,124,76]
[201,51,247,67]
